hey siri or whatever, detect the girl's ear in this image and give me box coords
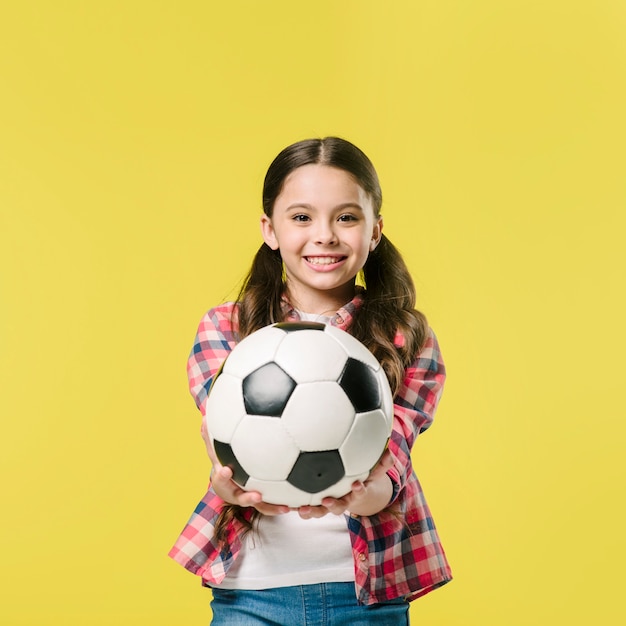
[370,216,383,251]
[260,215,279,250]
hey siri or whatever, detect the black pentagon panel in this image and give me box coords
[274,321,326,332]
[213,440,249,486]
[287,450,345,493]
[338,358,381,413]
[242,362,296,417]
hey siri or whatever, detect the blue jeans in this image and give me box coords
[209,582,410,625]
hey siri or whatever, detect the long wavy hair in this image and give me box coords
[214,137,428,547]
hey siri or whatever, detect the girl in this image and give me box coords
[169,137,452,625]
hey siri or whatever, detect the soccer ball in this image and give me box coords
[204,321,394,507]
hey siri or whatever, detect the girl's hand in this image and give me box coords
[211,464,290,516]
[296,449,395,520]
[201,420,289,516]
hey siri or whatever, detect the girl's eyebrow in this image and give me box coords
[285,202,365,212]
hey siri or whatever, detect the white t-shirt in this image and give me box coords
[217,310,355,590]
[218,512,354,589]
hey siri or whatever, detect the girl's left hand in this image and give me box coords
[296,449,394,519]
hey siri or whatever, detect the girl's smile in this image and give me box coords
[304,255,346,268]
[260,164,382,314]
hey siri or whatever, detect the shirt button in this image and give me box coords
[358,553,367,562]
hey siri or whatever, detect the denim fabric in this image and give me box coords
[209,582,409,625]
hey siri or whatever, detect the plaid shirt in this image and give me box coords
[169,291,452,605]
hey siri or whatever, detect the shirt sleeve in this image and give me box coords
[386,327,446,500]
[187,304,238,416]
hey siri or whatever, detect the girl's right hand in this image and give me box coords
[202,420,289,515]
[211,464,290,515]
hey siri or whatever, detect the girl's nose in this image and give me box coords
[314,222,338,245]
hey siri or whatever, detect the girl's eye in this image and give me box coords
[338,214,357,222]
[292,214,310,222]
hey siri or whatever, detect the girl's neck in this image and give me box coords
[295,309,334,324]
[285,285,355,317]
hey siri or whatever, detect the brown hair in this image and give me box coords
[214,137,428,546]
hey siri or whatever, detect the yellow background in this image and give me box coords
[1,1,624,624]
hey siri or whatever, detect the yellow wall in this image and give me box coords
[1,1,624,624]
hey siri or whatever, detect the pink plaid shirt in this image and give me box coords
[169,291,452,605]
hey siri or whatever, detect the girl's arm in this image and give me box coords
[187,306,238,414]
[386,327,446,502]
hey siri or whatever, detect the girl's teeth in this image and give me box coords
[307,257,340,265]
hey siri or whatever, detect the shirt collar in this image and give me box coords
[280,287,365,332]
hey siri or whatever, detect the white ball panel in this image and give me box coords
[281,382,355,451]
[324,325,380,370]
[223,325,286,378]
[274,330,347,383]
[244,477,314,507]
[202,322,395,509]
[204,373,247,442]
[340,409,391,475]
[230,416,300,480]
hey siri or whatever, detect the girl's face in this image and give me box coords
[260,164,382,315]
